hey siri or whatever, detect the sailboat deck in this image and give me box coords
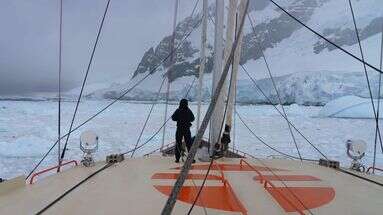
[0,156,382,214]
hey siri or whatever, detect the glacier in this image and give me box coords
[87,70,383,106]
[81,0,383,106]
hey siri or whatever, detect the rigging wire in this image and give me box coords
[162,0,179,152]
[241,65,329,160]
[190,0,200,17]
[122,119,171,156]
[206,10,236,152]
[232,77,237,152]
[232,24,237,152]
[348,0,383,153]
[237,117,383,188]
[266,0,383,75]
[34,2,383,213]
[122,77,196,156]
[161,1,250,213]
[34,33,198,215]
[60,0,112,163]
[230,12,239,154]
[187,50,236,215]
[235,110,317,162]
[187,157,214,214]
[338,168,383,187]
[227,130,383,190]
[373,25,383,173]
[25,6,203,180]
[190,177,209,215]
[230,11,238,153]
[207,11,311,161]
[235,134,383,188]
[246,13,302,161]
[248,155,314,215]
[130,77,167,158]
[57,0,63,171]
[35,163,113,214]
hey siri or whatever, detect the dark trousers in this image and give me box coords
[175,128,192,161]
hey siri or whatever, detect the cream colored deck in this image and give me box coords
[0,156,382,214]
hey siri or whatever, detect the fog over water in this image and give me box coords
[0,0,196,95]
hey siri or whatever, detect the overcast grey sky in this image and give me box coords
[0,0,197,95]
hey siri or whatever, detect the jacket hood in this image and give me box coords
[179,99,188,109]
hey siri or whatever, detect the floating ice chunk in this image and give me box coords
[318,96,383,119]
[0,136,52,157]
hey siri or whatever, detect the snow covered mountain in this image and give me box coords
[88,0,383,105]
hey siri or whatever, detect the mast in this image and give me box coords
[161,0,179,151]
[373,24,383,173]
[210,0,225,153]
[196,0,208,131]
[57,0,63,171]
[224,0,237,68]
[225,0,246,134]
[223,0,238,130]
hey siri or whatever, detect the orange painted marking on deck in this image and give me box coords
[154,185,247,214]
[254,175,321,181]
[266,187,335,212]
[151,173,222,180]
[173,163,284,171]
[153,162,335,214]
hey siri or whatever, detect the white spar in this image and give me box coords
[196,0,208,131]
[210,0,225,153]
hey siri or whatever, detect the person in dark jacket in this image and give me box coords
[171,99,195,163]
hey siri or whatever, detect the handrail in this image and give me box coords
[29,160,78,184]
[367,166,383,174]
[240,159,264,183]
[240,159,305,215]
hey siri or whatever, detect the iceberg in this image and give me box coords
[318,95,383,119]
